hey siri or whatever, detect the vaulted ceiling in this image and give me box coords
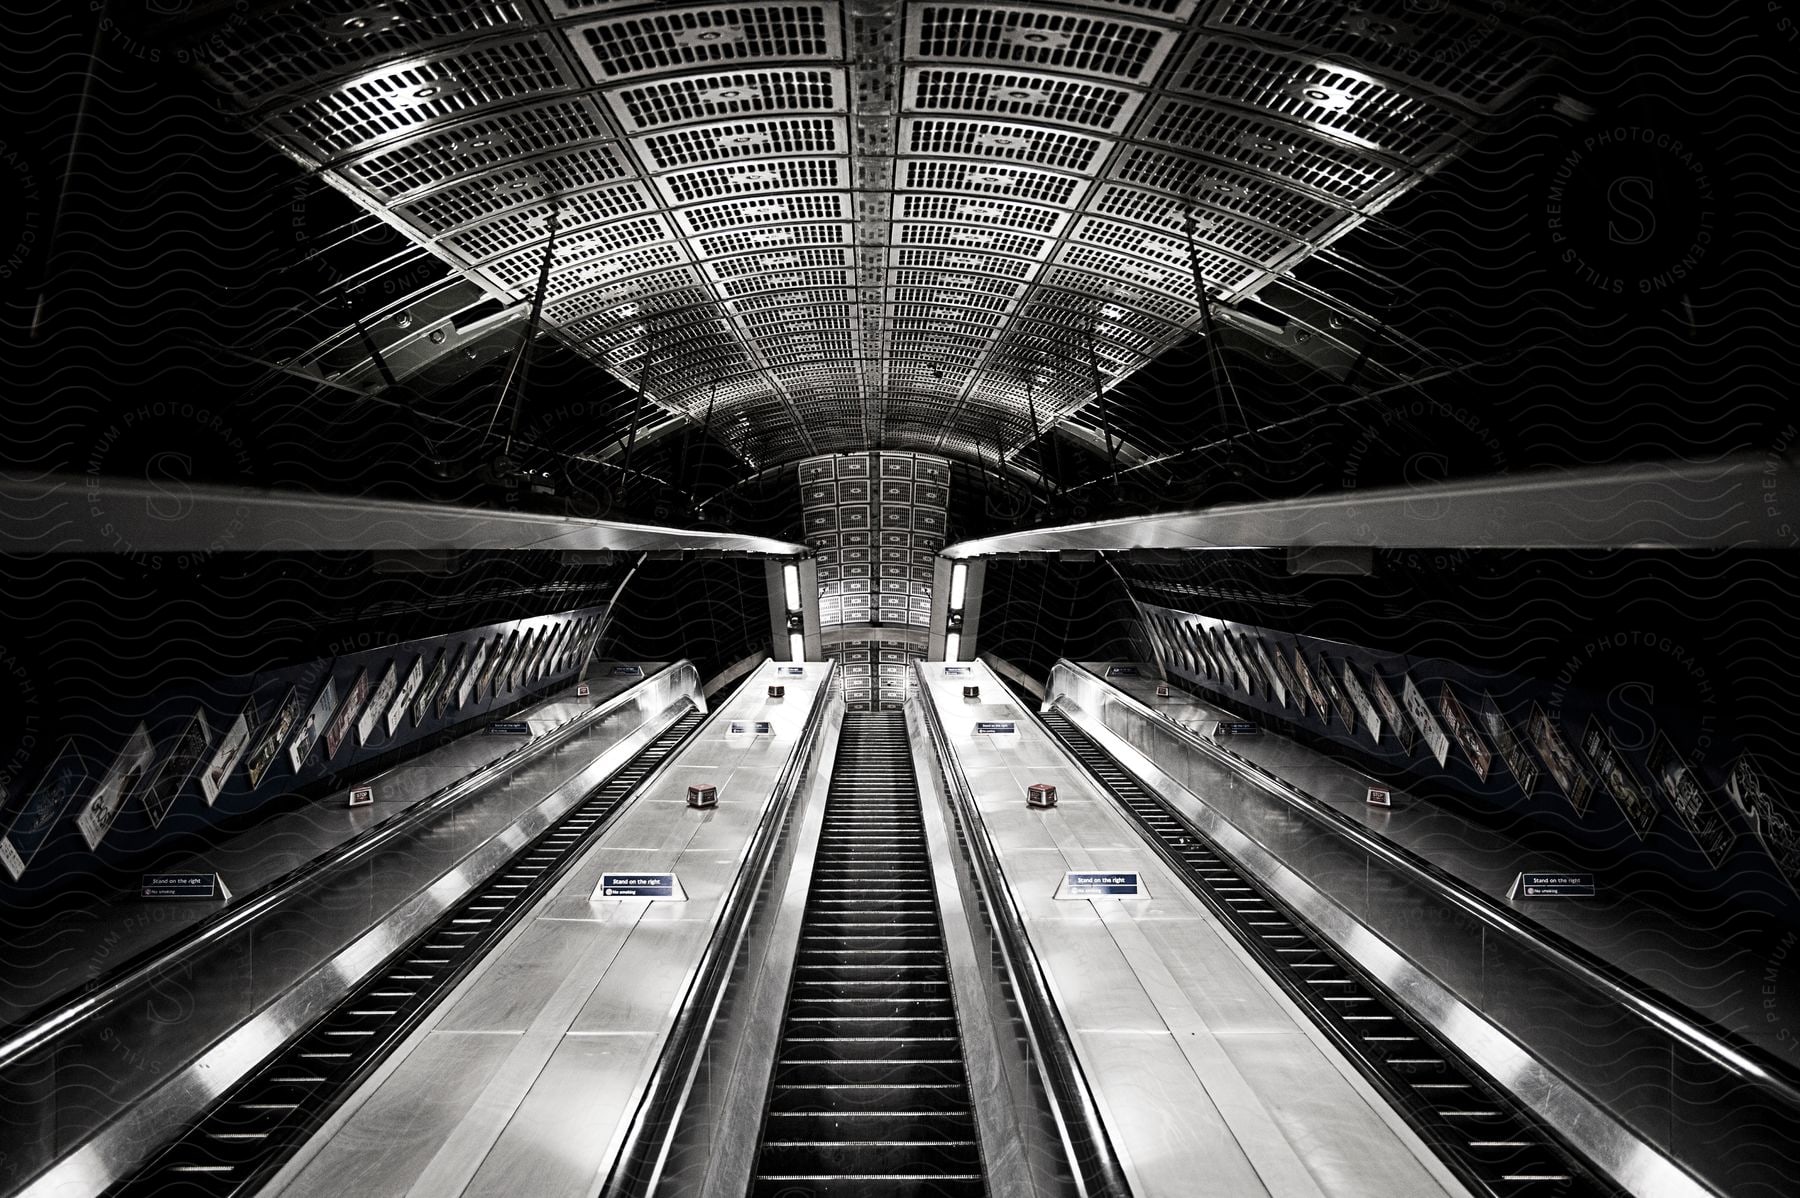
[169,0,1559,473]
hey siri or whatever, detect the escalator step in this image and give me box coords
[753,711,985,1196]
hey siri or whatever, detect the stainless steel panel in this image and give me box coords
[9,666,706,1198]
[1047,659,1739,1198]
[170,0,1539,472]
[919,661,1474,1198]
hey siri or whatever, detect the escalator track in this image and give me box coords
[750,710,985,1198]
[1033,706,1622,1198]
[108,706,708,1198]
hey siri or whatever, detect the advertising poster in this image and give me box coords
[1291,648,1331,723]
[1318,658,1353,731]
[511,628,540,689]
[140,707,214,829]
[288,678,338,772]
[1369,666,1413,753]
[415,647,450,725]
[358,659,398,747]
[477,633,512,702]
[1,740,89,881]
[1401,673,1450,766]
[200,705,253,805]
[574,617,605,674]
[1527,703,1593,817]
[389,655,424,738]
[516,627,542,689]
[1206,628,1240,691]
[1647,733,1734,867]
[546,620,573,674]
[507,625,532,690]
[1243,634,1276,697]
[1267,640,1296,705]
[247,685,302,787]
[325,668,370,761]
[78,723,156,850]
[1437,685,1492,781]
[493,631,524,697]
[537,622,565,678]
[1251,638,1287,707]
[433,643,466,720]
[548,620,578,676]
[1584,719,1658,841]
[458,639,489,709]
[1726,755,1800,891]
[1224,631,1261,697]
[1190,626,1219,681]
[1339,659,1381,742]
[1478,692,1538,797]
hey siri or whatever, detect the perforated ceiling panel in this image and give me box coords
[190,0,1545,471]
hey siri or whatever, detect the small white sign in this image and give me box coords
[347,786,374,808]
[592,871,687,901]
[1055,871,1146,900]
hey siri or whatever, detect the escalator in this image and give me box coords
[1033,706,1621,1198]
[108,706,709,1198]
[750,710,985,1198]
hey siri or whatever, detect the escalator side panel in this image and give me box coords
[1033,705,1624,1198]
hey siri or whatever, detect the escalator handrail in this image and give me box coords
[1055,657,1800,1112]
[0,660,701,1074]
[915,666,1133,1198]
[596,662,838,1198]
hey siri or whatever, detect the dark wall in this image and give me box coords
[1113,548,1800,924]
[977,559,1145,684]
[603,558,770,683]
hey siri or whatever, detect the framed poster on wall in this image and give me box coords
[1437,685,1492,781]
[1726,755,1800,891]
[1401,673,1450,767]
[476,633,511,703]
[78,723,155,850]
[1584,719,1657,841]
[288,679,337,773]
[1527,704,1593,817]
[1478,692,1538,797]
[324,668,370,761]
[1369,666,1413,753]
[358,660,398,747]
[140,707,214,829]
[422,645,457,722]
[389,655,423,738]
[1,741,89,881]
[1267,640,1296,705]
[1291,648,1331,723]
[1339,660,1382,742]
[200,704,253,805]
[246,685,301,788]
[458,639,489,709]
[1647,733,1733,866]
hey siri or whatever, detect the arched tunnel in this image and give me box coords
[1,3,1797,1197]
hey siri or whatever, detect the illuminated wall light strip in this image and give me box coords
[944,631,961,662]
[789,631,807,662]
[783,562,802,612]
[948,561,967,610]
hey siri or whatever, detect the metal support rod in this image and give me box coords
[346,304,400,391]
[488,204,561,449]
[31,2,106,339]
[618,325,656,497]
[1183,209,1248,438]
[1087,330,1120,495]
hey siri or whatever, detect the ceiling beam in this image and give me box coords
[941,455,1800,556]
[0,475,807,556]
